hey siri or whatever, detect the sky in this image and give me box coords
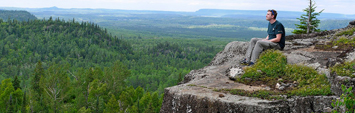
[0,0,354,14]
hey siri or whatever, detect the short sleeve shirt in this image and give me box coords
[267,20,285,49]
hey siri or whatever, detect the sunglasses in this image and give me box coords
[271,10,274,15]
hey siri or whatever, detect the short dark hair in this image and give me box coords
[268,9,277,19]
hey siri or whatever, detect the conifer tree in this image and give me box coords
[0,79,23,112]
[32,61,44,97]
[78,107,92,113]
[104,95,120,113]
[292,0,324,34]
[151,92,161,113]
[42,64,71,113]
[12,76,21,90]
[103,61,130,96]
[88,79,106,113]
[8,94,14,113]
[21,91,26,113]
[29,61,47,113]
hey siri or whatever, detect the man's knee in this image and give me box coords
[255,40,263,46]
[251,38,259,41]
[257,40,272,46]
[251,38,260,43]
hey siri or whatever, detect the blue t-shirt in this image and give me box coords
[267,20,285,50]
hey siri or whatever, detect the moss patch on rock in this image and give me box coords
[233,50,332,97]
[336,27,355,36]
[330,60,355,78]
[315,28,355,51]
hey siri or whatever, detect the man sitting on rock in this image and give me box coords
[240,9,286,66]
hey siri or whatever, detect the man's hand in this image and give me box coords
[268,34,282,43]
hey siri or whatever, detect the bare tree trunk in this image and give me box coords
[29,91,34,113]
[44,81,62,113]
[85,84,89,109]
[96,96,99,113]
[54,83,57,113]
[307,0,312,34]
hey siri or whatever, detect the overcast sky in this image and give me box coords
[1,0,354,14]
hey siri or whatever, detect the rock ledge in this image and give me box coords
[161,23,355,113]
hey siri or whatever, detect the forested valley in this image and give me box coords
[0,10,227,112]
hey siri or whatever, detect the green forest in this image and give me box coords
[0,10,228,112]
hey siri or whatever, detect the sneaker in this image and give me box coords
[248,62,255,66]
[240,59,249,65]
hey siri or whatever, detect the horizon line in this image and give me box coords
[1,6,354,15]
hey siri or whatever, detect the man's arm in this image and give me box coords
[268,34,281,42]
[263,35,269,41]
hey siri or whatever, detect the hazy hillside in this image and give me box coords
[0,7,352,39]
[0,17,132,80]
[0,10,37,21]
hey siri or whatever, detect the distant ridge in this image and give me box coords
[195,9,355,19]
[41,6,60,10]
[0,10,37,21]
[0,6,354,19]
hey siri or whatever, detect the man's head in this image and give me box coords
[266,9,277,21]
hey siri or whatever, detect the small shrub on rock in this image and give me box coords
[332,85,355,113]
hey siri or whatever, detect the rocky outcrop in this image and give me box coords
[161,21,355,113]
[349,20,355,25]
[161,85,337,113]
[347,20,355,28]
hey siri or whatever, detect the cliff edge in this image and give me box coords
[160,21,355,113]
